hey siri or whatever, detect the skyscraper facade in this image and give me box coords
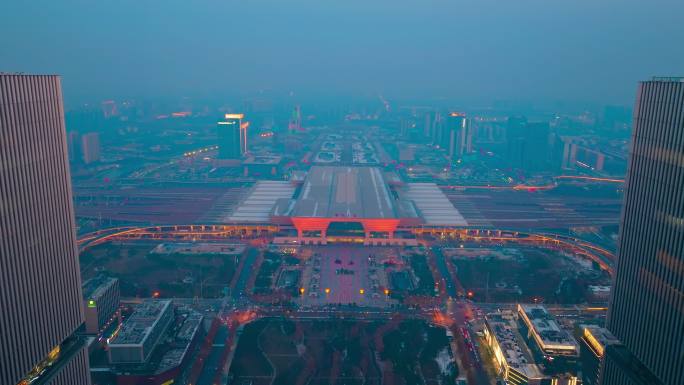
[431,112,447,150]
[67,130,80,163]
[506,115,527,169]
[524,122,551,171]
[217,113,247,159]
[288,105,302,133]
[423,111,432,139]
[80,132,101,164]
[603,78,684,385]
[446,112,472,159]
[506,116,552,172]
[0,74,90,385]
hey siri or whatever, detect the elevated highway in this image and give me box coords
[77,223,615,274]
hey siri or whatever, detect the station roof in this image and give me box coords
[402,183,467,225]
[289,166,408,219]
[228,181,295,222]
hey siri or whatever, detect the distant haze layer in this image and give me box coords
[2,0,683,105]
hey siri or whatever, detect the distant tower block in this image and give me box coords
[240,120,250,155]
[101,100,118,118]
[217,113,248,159]
[288,105,302,133]
[446,112,472,159]
[81,132,101,164]
[424,112,432,138]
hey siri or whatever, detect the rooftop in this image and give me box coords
[650,76,684,82]
[109,300,172,346]
[289,166,409,219]
[486,310,544,379]
[518,304,579,354]
[242,155,283,165]
[176,312,203,342]
[402,183,467,225]
[228,180,295,222]
[582,325,619,357]
[82,276,118,300]
[156,311,203,373]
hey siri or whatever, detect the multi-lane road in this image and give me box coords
[88,227,613,384]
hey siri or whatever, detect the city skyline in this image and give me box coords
[2,2,683,384]
[1,73,681,384]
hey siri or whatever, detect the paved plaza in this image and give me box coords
[298,245,398,307]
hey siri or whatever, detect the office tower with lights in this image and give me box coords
[430,112,444,147]
[602,77,684,385]
[82,276,120,335]
[579,326,619,385]
[217,113,247,159]
[0,74,90,384]
[445,112,472,159]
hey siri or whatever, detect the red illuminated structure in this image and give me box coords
[290,217,403,241]
[272,166,421,245]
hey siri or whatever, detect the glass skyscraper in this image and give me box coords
[603,77,684,385]
[1,74,91,385]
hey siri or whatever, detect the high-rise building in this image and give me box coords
[399,116,411,137]
[429,112,442,147]
[0,74,90,384]
[107,300,173,364]
[217,113,247,159]
[506,115,527,169]
[601,345,664,385]
[579,326,619,385]
[602,77,684,385]
[82,276,120,335]
[506,117,552,172]
[288,105,302,133]
[446,112,472,159]
[80,132,101,164]
[423,111,432,139]
[524,122,551,171]
[67,130,80,163]
[101,100,118,118]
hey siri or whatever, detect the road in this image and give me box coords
[84,231,612,384]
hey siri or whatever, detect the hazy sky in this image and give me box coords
[2,0,683,106]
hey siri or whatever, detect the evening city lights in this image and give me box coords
[1,2,682,385]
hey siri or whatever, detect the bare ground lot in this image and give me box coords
[79,242,239,298]
[449,246,611,303]
[229,318,457,385]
